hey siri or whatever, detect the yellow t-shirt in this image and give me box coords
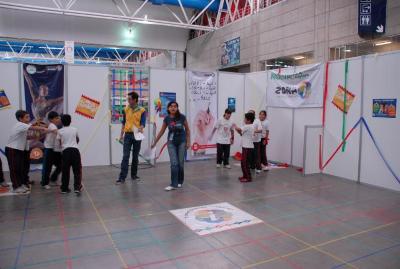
[123,106,146,133]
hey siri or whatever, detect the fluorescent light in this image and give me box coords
[344,49,351,52]
[375,41,392,46]
[293,56,305,60]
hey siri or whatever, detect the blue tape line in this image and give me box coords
[361,117,400,185]
[13,194,31,269]
[331,242,400,269]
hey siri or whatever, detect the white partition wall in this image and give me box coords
[244,71,267,112]
[322,58,362,181]
[149,68,186,163]
[67,65,110,166]
[360,52,400,191]
[0,62,20,171]
[218,72,245,155]
[267,107,293,164]
[303,126,323,175]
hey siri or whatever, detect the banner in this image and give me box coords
[266,64,324,108]
[187,71,218,157]
[221,37,240,67]
[23,64,64,163]
[159,92,176,118]
[372,98,396,118]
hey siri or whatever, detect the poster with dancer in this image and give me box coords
[110,67,149,124]
[187,71,217,158]
[23,64,64,163]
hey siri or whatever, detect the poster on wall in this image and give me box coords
[110,67,149,124]
[372,98,396,118]
[266,64,324,108]
[23,63,64,163]
[159,92,176,117]
[332,85,356,113]
[187,71,218,158]
[221,37,240,67]
[75,95,101,119]
[228,97,236,112]
[0,89,11,109]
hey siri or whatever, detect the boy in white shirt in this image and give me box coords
[248,110,262,173]
[5,110,52,193]
[41,111,62,189]
[209,109,234,168]
[234,112,255,182]
[259,110,270,170]
[57,114,82,194]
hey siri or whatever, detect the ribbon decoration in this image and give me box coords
[341,60,349,152]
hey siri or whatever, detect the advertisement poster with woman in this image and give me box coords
[23,63,64,162]
[187,71,218,158]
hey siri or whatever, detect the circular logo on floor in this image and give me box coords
[194,209,233,223]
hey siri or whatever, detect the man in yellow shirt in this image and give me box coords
[116,92,146,184]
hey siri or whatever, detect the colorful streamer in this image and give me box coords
[322,62,329,127]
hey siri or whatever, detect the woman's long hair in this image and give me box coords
[167,101,181,119]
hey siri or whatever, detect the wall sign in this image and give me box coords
[372,99,396,118]
[221,37,240,67]
[358,0,387,38]
[228,97,236,112]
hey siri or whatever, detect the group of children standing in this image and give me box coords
[211,109,269,183]
[0,110,82,194]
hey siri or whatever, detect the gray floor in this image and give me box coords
[1,159,400,269]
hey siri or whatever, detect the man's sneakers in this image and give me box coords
[164,186,176,191]
[115,179,125,185]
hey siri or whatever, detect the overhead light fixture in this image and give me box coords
[375,41,392,46]
[344,49,352,52]
[293,56,305,60]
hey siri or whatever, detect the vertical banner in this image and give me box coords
[23,63,64,162]
[64,41,75,64]
[187,71,218,158]
[221,37,240,67]
[266,64,324,108]
[110,67,149,124]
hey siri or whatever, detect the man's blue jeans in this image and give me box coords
[167,141,185,187]
[119,133,141,180]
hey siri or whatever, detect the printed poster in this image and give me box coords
[0,89,11,109]
[266,64,324,108]
[332,85,355,113]
[23,63,64,163]
[159,92,176,117]
[110,67,149,124]
[221,37,240,67]
[187,71,218,158]
[170,202,263,236]
[75,95,100,119]
[372,99,396,118]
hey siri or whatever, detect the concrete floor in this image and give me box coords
[1,159,400,269]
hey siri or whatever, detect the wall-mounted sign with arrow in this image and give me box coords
[358,0,387,38]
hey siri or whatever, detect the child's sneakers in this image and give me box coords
[13,187,28,194]
[255,169,262,174]
[115,179,125,185]
[164,186,176,191]
[74,186,83,194]
[1,182,9,188]
[216,164,221,168]
[177,184,182,188]
[224,165,231,169]
[60,189,71,194]
[238,177,252,182]
[42,185,51,190]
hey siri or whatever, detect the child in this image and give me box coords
[0,158,9,188]
[57,114,82,194]
[5,110,51,193]
[209,109,234,168]
[248,110,262,173]
[41,111,62,189]
[234,112,255,182]
[259,110,270,170]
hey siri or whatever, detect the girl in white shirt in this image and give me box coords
[209,109,234,168]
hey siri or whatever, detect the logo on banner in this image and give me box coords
[275,80,312,99]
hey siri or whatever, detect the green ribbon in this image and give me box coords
[341,60,349,152]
